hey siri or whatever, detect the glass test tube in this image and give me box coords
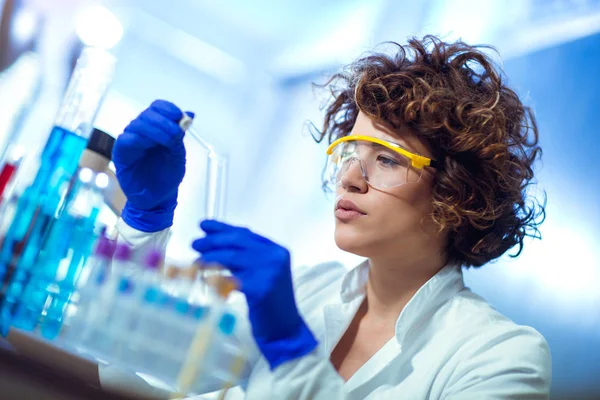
[179,119,228,221]
[0,145,25,200]
[55,47,117,138]
[179,117,229,288]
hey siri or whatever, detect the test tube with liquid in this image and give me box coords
[145,266,203,381]
[0,145,26,265]
[10,169,109,334]
[80,243,133,358]
[60,234,115,350]
[0,145,25,201]
[174,275,243,396]
[39,170,110,339]
[125,266,178,375]
[0,48,116,333]
[105,250,162,365]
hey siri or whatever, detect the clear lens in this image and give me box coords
[325,143,355,190]
[326,140,423,190]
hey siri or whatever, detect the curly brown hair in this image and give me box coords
[313,35,545,268]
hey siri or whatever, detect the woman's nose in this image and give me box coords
[340,158,368,193]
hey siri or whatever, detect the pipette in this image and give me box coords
[179,114,217,157]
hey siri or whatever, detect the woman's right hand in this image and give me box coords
[112,100,194,232]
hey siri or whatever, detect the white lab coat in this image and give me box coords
[117,220,552,399]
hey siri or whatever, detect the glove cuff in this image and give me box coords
[122,201,177,232]
[254,318,318,370]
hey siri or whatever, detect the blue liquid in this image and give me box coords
[0,127,86,272]
[11,282,49,331]
[40,318,62,340]
[11,215,75,330]
[0,126,88,333]
[40,210,100,340]
[0,269,28,335]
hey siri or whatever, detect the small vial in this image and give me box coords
[175,276,241,394]
[129,265,184,377]
[61,235,115,350]
[0,145,25,200]
[119,249,163,368]
[80,243,132,358]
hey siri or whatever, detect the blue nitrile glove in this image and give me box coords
[192,220,318,369]
[113,100,194,232]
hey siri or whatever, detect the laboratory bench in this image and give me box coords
[0,328,176,400]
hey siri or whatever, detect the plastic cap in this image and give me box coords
[205,275,239,299]
[86,128,115,160]
[93,236,107,254]
[94,236,114,258]
[113,243,132,261]
[144,249,163,270]
[106,239,117,258]
[218,312,236,336]
[179,113,194,130]
[165,265,179,279]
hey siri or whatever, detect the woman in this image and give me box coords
[112,35,551,399]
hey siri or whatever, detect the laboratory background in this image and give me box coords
[0,0,598,399]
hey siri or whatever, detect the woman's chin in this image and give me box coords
[334,229,371,257]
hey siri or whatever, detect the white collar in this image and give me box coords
[339,261,465,344]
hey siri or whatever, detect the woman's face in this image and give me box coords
[333,112,442,259]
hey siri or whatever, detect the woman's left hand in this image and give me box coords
[192,220,318,369]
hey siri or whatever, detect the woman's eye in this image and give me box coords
[376,154,401,167]
[340,151,354,160]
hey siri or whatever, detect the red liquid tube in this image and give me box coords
[0,145,25,201]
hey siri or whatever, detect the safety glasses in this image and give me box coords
[325,135,440,191]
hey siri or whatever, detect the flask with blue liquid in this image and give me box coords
[0,47,116,334]
[9,168,111,335]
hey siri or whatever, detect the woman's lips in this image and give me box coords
[335,208,365,221]
[335,199,366,221]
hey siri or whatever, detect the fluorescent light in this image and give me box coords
[132,10,247,86]
[95,172,110,189]
[12,9,37,44]
[500,10,600,59]
[271,2,379,76]
[78,168,94,184]
[75,5,123,50]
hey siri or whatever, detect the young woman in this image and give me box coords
[112,35,550,399]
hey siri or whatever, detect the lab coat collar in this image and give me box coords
[339,261,465,344]
[340,260,370,303]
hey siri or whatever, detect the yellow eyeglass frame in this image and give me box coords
[326,135,439,169]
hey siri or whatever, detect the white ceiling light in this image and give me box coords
[12,9,38,44]
[132,10,247,86]
[270,1,382,77]
[75,5,124,50]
